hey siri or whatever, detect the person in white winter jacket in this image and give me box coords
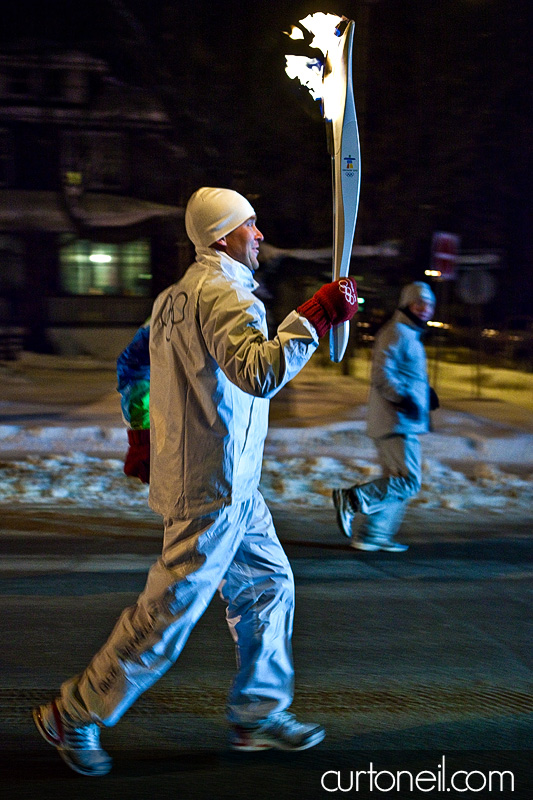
[32,186,359,776]
[333,281,438,552]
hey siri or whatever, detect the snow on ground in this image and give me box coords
[0,418,531,517]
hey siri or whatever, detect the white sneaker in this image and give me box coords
[380,542,409,552]
[350,540,381,551]
[229,711,325,752]
[350,540,409,553]
[33,700,112,777]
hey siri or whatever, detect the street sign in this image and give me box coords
[431,232,460,280]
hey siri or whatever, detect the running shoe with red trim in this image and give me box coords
[32,700,112,777]
[229,711,325,752]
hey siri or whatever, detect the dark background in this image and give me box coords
[1,0,531,320]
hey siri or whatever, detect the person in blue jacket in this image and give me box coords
[333,281,438,552]
[116,321,150,484]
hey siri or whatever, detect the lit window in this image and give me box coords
[60,238,151,296]
[121,240,152,296]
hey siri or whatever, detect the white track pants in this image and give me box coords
[352,434,422,544]
[59,491,295,727]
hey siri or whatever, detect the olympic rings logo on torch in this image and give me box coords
[284,12,361,362]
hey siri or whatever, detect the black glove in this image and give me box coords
[395,395,420,420]
[429,386,440,411]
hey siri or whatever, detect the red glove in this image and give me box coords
[296,278,358,338]
[124,428,150,484]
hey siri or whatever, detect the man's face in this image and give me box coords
[409,299,435,322]
[217,216,264,271]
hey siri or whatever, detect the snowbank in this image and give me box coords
[0,420,531,516]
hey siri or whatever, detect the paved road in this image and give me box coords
[0,505,531,799]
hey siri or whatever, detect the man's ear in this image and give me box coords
[212,236,227,250]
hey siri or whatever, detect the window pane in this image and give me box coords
[121,240,151,296]
[59,237,151,296]
[60,238,90,294]
[89,245,119,294]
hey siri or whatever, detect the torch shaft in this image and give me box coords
[327,20,361,362]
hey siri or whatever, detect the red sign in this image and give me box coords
[431,232,460,280]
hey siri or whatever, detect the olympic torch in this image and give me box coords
[285,13,361,362]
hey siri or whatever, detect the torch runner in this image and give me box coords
[285,13,361,362]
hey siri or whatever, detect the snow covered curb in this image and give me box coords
[265,420,533,468]
[0,424,127,454]
[0,420,531,515]
[1,418,532,466]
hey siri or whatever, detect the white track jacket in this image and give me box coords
[148,250,318,519]
[366,309,431,439]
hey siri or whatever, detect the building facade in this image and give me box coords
[0,47,190,359]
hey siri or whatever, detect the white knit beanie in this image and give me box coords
[399,281,436,308]
[185,187,256,250]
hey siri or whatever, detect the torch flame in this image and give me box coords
[285,56,323,99]
[284,12,345,109]
[299,13,343,53]
[283,25,304,40]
